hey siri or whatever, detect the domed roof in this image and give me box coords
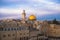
[28,15,36,21]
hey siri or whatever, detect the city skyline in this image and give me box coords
[0,0,60,20]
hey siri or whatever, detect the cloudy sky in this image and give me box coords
[0,0,60,20]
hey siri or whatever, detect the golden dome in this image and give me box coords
[29,15,36,21]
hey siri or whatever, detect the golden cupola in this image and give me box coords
[28,15,36,21]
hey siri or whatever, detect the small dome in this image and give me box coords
[28,15,36,21]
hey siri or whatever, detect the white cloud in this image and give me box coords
[0,15,20,20]
[26,0,60,12]
[0,8,22,14]
[0,8,58,16]
[0,0,60,16]
[2,0,21,2]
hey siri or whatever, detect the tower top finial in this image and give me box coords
[23,10,25,13]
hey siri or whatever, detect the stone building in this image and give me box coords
[0,20,29,40]
[0,10,48,40]
[0,19,48,40]
[47,24,60,36]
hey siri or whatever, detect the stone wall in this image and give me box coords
[47,24,60,37]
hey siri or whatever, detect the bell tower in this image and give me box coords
[22,10,26,21]
[21,10,26,23]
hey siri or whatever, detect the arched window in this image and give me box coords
[8,28,10,31]
[20,37,21,40]
[14,28,16,30]
[11,28,13,30]
[3,35,6,37]
[4,28,7,31]
[12,34,15,36]
[8,34,11,37]
[17,28,19,30]
[0,28,3,31]
[19,27,21,30]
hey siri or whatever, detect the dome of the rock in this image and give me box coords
[28,15,36,21]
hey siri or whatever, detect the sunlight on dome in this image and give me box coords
[28,15,36,21]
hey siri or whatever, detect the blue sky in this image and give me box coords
[0,0,60,20]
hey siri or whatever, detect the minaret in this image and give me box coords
[21,10,26,23]
[22,10,26,21]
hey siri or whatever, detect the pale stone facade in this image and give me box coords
[0,9,60,40]
[47,24,60,37]
[0,19,49,40]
